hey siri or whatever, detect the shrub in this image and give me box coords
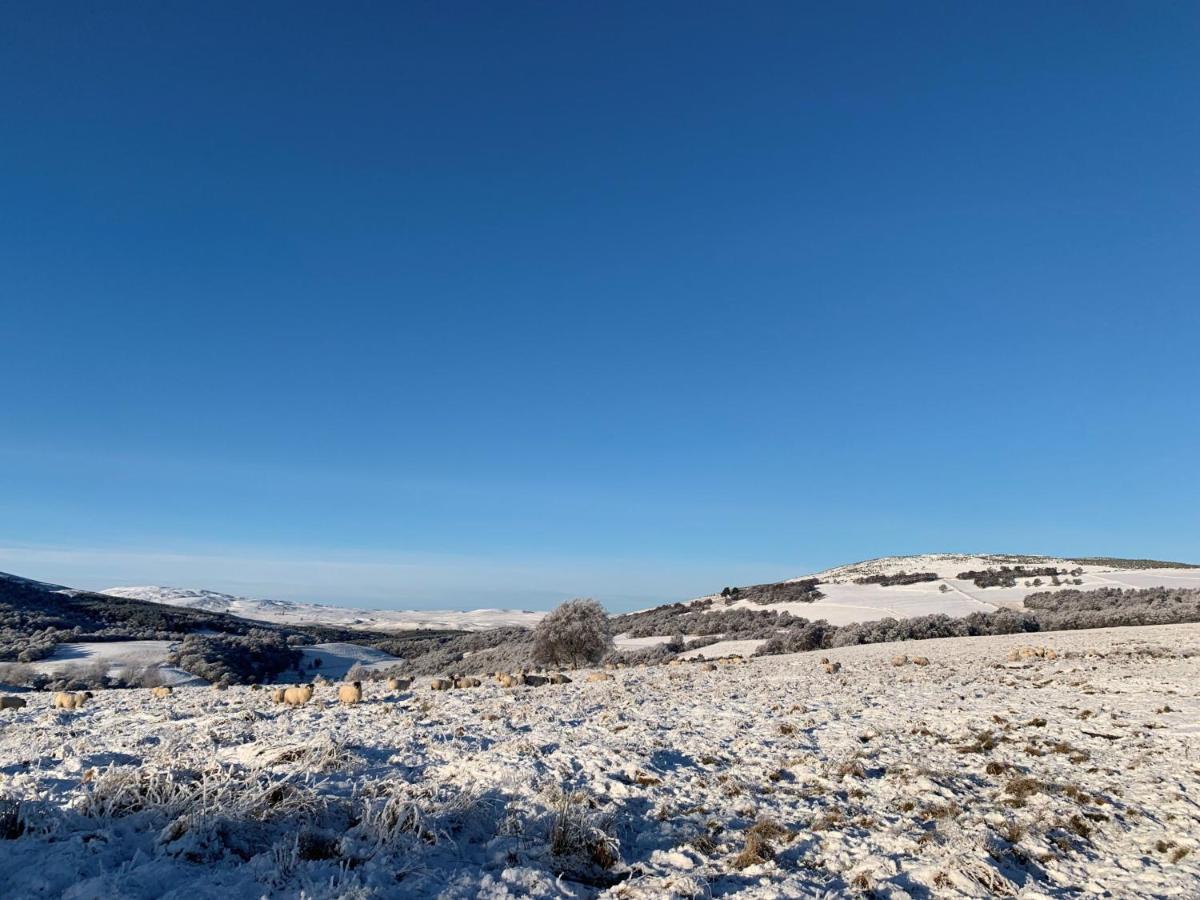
[531,599,612,669]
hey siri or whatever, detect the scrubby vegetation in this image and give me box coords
[1067,556,1199,570]
[167,632,302,686]
[956,566,1071,589]
[612,605,802,640]
[727,578,822,605]
[854,572,939,587]
[757,586,1200,657]
[531,599,612,669]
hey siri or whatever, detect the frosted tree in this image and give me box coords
[531,598,612,669]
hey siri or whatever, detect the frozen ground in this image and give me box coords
[0,623,1198,898]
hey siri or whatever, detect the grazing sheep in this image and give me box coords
[585,672,614,683]
[150,686,173,699]
[430,678,453,691]
[496,674,518,688]
[387,677,412,691]
[548,672,572,685]
[337,681,363,705]
[270,687,287,704]
[911,656,930,667]
[891,655,909,667]
[52,691,92,710]
[822,662,842,675]
[453,676,481,689]
[282,684,315,706]
[0,696,27,711]
[819,657,830,665]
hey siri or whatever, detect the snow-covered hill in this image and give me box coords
[802,552,1199,584]
[609,553,1200,656]
[100,585,545,632]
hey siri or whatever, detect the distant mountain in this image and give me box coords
[101,585,545,632]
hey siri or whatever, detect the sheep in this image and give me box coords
[52,691,92,710]
[523,674,548,687]
[911,656,930,667]
[0,696,27,711]
[270,687,287,704]
[337,681,363,705]
[387,677,412,692]
[282,684,315,706]
[454,676,481,689]
[150,686,173,699]
[822,662,842,675]
[891,655,909,667]
[585,672,614,683]
[547,673,572,685]
[430,678,453,691]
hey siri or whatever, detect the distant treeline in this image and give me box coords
[854,572,939,587]
[717,579,823,606]
[1067,557,1200,570]
[756,586,1200,657]
[956,566,1079,589]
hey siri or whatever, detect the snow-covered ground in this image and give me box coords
[21,641,202,686]
[294,642,404,680]
[101,585,546,632]
[0,622,1197,898]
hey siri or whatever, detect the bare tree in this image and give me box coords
[531,599,612,669]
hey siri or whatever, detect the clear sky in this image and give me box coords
[2,3,1197,611]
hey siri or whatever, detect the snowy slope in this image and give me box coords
[0,623,1196,897]
[641,553,1200,655]
[101,585,546,632]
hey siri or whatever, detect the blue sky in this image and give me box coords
[2,3,1197,611]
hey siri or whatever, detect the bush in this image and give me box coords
[531,599,612,669]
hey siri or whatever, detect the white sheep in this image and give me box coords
[282,684,315,706]
[52,691,92,710]
[150,686,173,699]
[386,677,412,691]
[337,681,363,705]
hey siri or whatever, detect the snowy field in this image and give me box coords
[21,641,202,687]
[0,623,1197,898]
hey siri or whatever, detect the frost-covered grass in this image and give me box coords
[0,624,1197,898]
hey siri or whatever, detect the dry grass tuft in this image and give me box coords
[731,818,788,870]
